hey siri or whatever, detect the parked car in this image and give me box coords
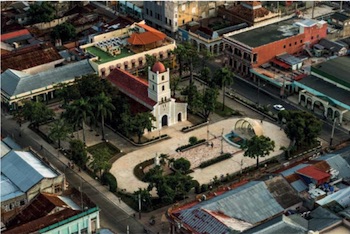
[273,104,285,111]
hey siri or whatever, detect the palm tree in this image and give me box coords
[49,118,72,149]
[214,67,234,111]
[70,98,94,144]
[89,148,111,177]
[241,135,275,169]
[92,92,116,140]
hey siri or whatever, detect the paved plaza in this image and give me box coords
[110,117,290,193]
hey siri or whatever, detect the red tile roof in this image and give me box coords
[128,23,166,45]
[296,165,331,181]
[107,68,156,109]
[1,29,30,41]
[1,43,62,72]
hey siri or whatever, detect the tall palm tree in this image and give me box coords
[70,98,94,144]
[92,92,116,140]
[214,67,234,111]
[49,118,72,148]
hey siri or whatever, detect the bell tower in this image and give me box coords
[148,61,171,103]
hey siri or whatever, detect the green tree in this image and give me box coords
[241,135,275,169]
[69,98,94,144]
[21,100,54,128]
[28,2,55,24]
[133,188,153,211]
[54,82,80,106]
[69,139,88,168]
[131,112,156,143]
[200,49,213,69]
[173,157,191,173]
[51,22,77,42]
[92,92,116,140]
[173,44,187,79]
[89,148,111,177]
[200,87,219,119]
[170,75,181,97]
[145,54,157,70]
[214,67,234,111]
[199,66,212,85]
[48,118,72,148]
[283,111,322,148]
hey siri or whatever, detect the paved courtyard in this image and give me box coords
[110,117,290,193]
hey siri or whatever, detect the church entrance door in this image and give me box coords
[162,115,168,126]
[178,113,182,122]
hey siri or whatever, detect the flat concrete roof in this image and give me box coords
[229,19,299,47]
[295,75,350,108]
[312,56,350,88]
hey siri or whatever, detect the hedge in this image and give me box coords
[101,172,117,192]
[176,139,206,152]
[199,153,232,168]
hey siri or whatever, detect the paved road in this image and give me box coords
[1,112,145,234]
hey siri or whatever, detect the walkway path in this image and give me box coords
[110,117,290,193]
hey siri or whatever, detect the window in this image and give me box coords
[169,19,172,26]
[289,43,292,47]
[311,36,314,40]
[162,85,165,91]
[152,85,155,90]
[165,17,167,23]
[182,19,185,24]
[317,34,319,39]
[162,75,165,81]
[295,42,297,45]
[19,200,26,206]
[150,10,153,17]
[81,228,88,234]
[146,9,149,15]
[300,39,303,43]
[54,184,61,193]
[283,45,286,49]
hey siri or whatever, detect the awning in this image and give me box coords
[271,58,290,69]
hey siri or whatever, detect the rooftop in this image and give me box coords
[312,56,350,88]
[309,207,342,232]
[296,165,330,181]
[107,68,156,109]
[0,173,24,202]
[1,59,95,98]
[0,43,62,72]
[295,75,350,109]
[229,18,299,47]
[86,46,134,64]
[1,150,59,192]
[315,153,350,179]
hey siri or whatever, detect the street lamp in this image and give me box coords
[330,118,337,147]
[207,118,210,142]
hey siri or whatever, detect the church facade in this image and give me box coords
[107,61,187,131]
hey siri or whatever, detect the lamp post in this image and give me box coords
[221,128,224,154]
[207,118,210,142]
[330,118,337,147]
[138,193,141,219]
[233,159,245,175]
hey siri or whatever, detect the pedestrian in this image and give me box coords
[118,197,121,203]
[211,143,214,148]
[68,162,71,168]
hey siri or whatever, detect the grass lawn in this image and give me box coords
[86,46,134,64]
[214,101,241,117]
[87,142,120,161]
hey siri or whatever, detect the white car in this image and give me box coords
[273,104,285,111]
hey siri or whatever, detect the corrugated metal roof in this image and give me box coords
[179,181,284,227]
[291,180,308,192]
[309,207,341,231]
[0,173,24,202]
[316,154,350,179]
[2,136,21,151]
[1,142,11,158]
[1,59,95,97]
[316,187,350,207]
[1,150,58,192]
[280,164,309,177]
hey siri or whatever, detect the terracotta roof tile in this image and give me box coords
[1,29,30,41]
[107,68,156,109]
[1,43,62,72]
[296,165,331,181]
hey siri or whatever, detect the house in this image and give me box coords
[3,192,100,234]
[1,149,65,223]
[80,21,176,76]
[317,38,348,56]
[167,179,304,233]
[107,61,187,131]
[223,18,327,77]
[330,12,350,38]
[1,59,95,110]
[294,56,350,124]
[0,43,64,74]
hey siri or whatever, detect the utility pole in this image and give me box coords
[207,118,210,142]
[138,193,141,219]
[221,128,224,154]
[330,118,337,147]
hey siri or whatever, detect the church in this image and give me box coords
[107,61,187,131]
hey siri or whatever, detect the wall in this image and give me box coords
[26,175,65,202]
[28,14,78,30]
[23,58,65,75]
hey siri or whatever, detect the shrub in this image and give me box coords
[173,157,191,173]
[189,136,198,145]
[175,139,206,152]
[101,172,117,192]
[199,153,232,168]
[200,184,208,193]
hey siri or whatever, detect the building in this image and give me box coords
[143,1,226,38]
[223,18,327,77]
[294,56,350,124]
[167,177,303,233]
[1,149,65,223]
[80,21,176,76]
[330,12,350,38]
[3,192,100,234]
[107,61,187,131]
[1,59,95,110]
[0,43,64,74]
[117,1,143,19]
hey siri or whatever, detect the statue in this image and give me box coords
[154,153,160,166]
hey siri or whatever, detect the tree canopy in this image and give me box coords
[69,139,88,168]
[29,2,55,24]
[51,22,77,42]
[21,100,54,128]
[214,67,234,111]
[241,135,275,169]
